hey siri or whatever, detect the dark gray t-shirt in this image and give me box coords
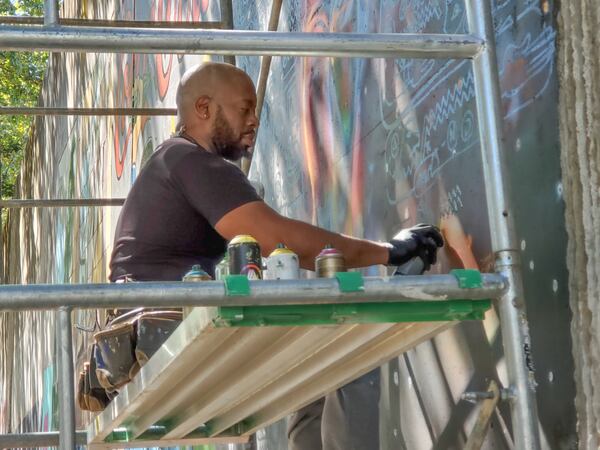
[109,136,261,281]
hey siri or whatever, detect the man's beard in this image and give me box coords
[212,107,251,161]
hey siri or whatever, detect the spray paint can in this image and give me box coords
[315,245,346,278]
[182,264,212,282]
[266,243,299,280]
[228,235,263,279]
[394,257,425,276]
[182,265,212,318]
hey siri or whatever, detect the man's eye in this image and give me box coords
[241,108,249,113]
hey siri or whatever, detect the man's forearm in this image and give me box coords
[281,217,389,270]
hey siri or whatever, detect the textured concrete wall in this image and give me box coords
[558,0,600,448]
[0,0,575,448]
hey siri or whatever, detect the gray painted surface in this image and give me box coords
[237,0,574,448]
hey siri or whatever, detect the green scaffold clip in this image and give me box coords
[450,269,483,289]
[224,275,251,296]
[335,272,365,292]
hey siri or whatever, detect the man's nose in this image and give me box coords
[248,111,259,129]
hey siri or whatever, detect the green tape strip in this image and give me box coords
[450,269,483,289]
[214,300,491,327]
[224,275,251,296]
[335,272,365,292]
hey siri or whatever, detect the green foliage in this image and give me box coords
[0,0,48,199]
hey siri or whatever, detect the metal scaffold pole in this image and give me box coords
[0,16,225,28]
[0,107,176,116]
[43,0,58,26]
[0,26,484,59]
[0,199,125,208]
[219,0,236,66]
[0,431,87,448]
[57,307,76,450]
[0,275,506,311]
[465,0,541,448]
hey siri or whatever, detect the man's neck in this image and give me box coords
[179,129,215,154]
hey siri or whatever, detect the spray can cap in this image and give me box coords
[316,244,343,259]
[183,264,212,281]
[270,243,296,256]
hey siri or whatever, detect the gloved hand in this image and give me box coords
[386,224,444,271]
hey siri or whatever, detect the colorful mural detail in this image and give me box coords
[2,0,573,448]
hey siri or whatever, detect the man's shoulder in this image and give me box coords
[155,137,241,178]
[157,136,199,155]
[153,136,211,168]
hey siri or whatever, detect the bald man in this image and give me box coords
[109,62,443,449]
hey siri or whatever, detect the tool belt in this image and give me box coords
[77,281,183,411]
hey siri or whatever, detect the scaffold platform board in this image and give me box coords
[86,274,491,449]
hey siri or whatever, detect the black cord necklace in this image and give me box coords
[177,130,202,148]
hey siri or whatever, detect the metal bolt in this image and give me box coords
[556,181,563,199]
[462,387,514,403]
[461,391,495,403]
[500,387,517,401]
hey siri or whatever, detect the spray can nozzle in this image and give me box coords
[394,257,425,276]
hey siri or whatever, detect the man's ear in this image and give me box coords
[195,95,211,119]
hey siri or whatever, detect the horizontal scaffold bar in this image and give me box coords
[0,107,176,116]
[0,16,225,29]
[0,198,125,208]
[0,26,485,58]
[0,430,246,449]
[0,274,506,311]
[0,431,87,448]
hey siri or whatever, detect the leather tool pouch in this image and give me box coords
[135,310,182,366]
[77,309,182,412]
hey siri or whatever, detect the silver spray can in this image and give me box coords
[182,265,212,318]
[266,243,299,280]
[394,257,425,275]
[315,245,346,278]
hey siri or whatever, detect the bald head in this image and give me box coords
[176,62,255,131]
[175,62,259,161]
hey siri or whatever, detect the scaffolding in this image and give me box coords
[0,0,541,448]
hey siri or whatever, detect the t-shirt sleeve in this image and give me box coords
[171,151,262,226]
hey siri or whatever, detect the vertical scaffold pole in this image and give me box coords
[44,0,59,26]
[465,0,541,448]
[57,307,76,450]
[219,0,236,66]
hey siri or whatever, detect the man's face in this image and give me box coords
[211,82,258,161]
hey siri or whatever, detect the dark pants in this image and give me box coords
[287,369,380,450]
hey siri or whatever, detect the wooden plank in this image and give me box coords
[127,326,288,438]
[242,322,453,434]
[465,380,500,450]
[87,435,248,449]
[204,323,400,437]
[159,324,355,438]
[88,307,234,442]
[90,305,459,446]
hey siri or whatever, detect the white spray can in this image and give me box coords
[266,244,300,280]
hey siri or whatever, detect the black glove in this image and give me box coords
[387,224,444,271]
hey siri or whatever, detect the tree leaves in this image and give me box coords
[0,0,48,199]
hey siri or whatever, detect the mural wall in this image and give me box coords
[1,0,574,448]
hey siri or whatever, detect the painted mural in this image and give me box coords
[1,0,573,449]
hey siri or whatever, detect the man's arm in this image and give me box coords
[215,201,389,270]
